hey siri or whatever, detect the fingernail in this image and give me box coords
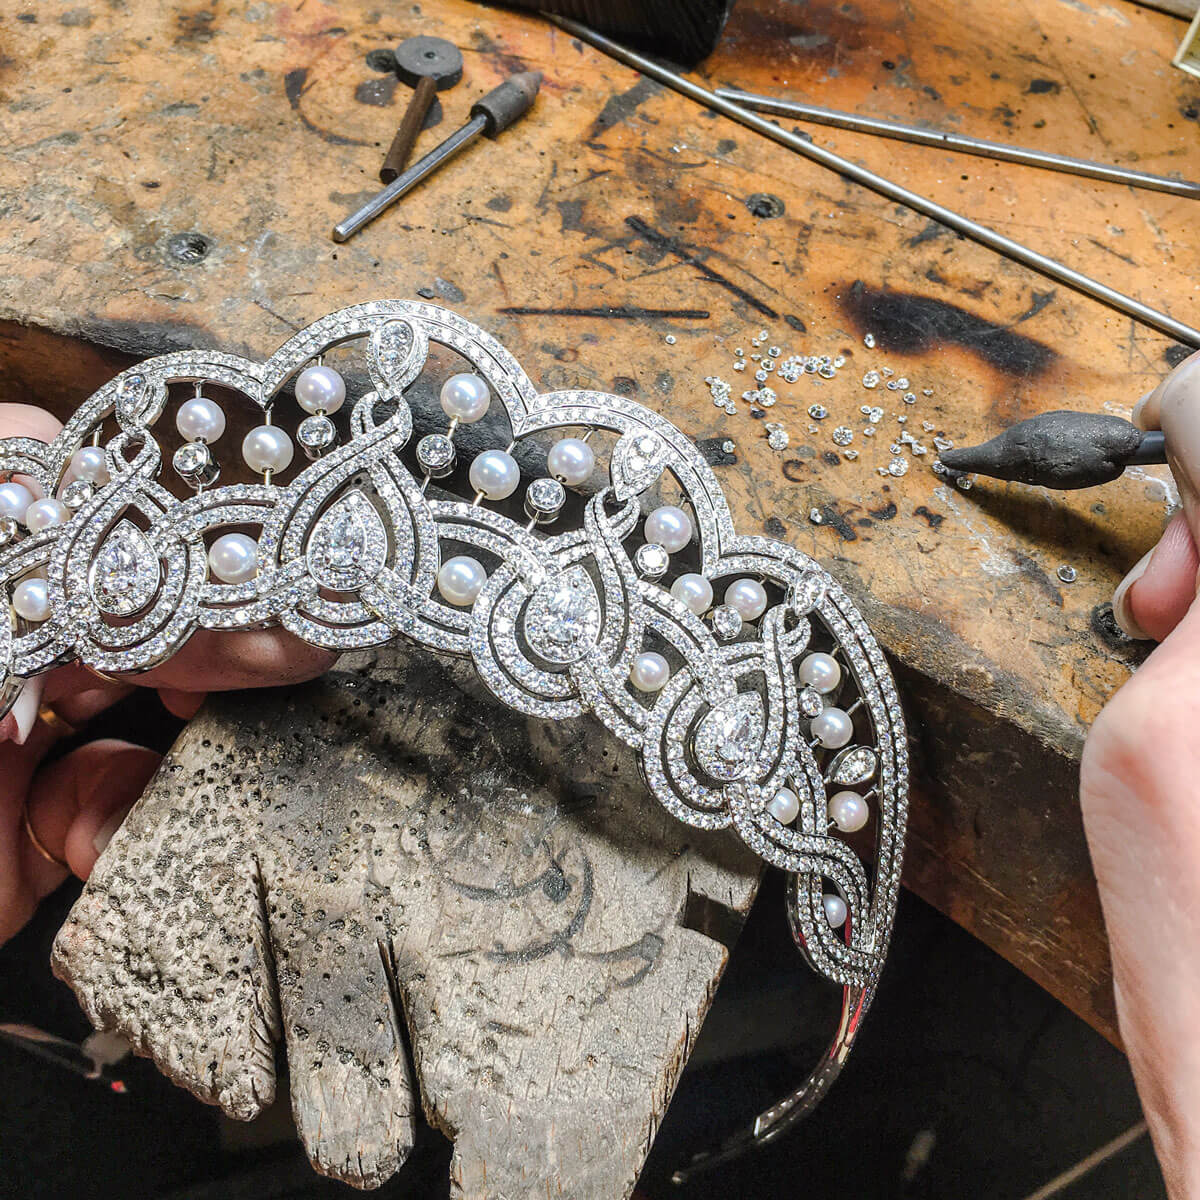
[1112,548,1154,640]
[1132,390,1154,427]
[93,803,134,856]
[10,676,45,745]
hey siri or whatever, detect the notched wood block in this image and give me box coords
[52,648,759,1196]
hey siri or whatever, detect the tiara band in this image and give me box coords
[0,301,908,1163]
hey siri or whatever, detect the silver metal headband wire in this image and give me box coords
[0,301,908,1166]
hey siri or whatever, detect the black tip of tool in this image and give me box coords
[473,71,543,135]
[935,410,1150,490]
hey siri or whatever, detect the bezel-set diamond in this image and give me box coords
[0,301,908,1141]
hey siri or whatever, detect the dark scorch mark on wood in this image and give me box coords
[500,305,710,319]
[588,77,663,137]
[284,68,371,147]
[696,436,736,466]
[914,505,944,529]
[838,281,1056,376]
[626,216,797,323]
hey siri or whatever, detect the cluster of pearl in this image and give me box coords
[432,374,601,607]
[2,444,115,623]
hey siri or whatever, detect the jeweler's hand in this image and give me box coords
[1081,351,1200,1198]
[0,403,337,946]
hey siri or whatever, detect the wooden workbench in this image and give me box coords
[2,0,1199,1189]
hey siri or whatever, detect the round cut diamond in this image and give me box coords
[634,542,669,580]
[711,604,743,640]
[416,433,455,477]
[832,426,853,447]
[523,565,602,665]
[799,685,824,718]
[61,479,94,510]
[298,414,337,456]
[0,516,17,547]
[174,441,211,476]
[524,477,565,522]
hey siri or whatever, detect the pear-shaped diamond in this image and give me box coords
[828,745,878,786]
[306,491,387,589]
[90,520,160,616]
[693,693,765,782]
[523,565,602,665]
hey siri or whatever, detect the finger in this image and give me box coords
[134,628,337,693]
[157,688,206,720]
[0,402,62,444]
[1113,512,1200,641]
[42,663,134,727]
[0,674,45,745]
[25,738,161,880]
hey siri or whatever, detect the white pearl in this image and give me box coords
[829,790,869,833]
[437,555,486,606]
[294,365,346,415]
[208,533,259,584]
[70,446,110,485]
[440,373,491,423]
[812,707,853,749]
[644,505,692,552]
[547,438,595,486]
[11,578,50,622]
[670,573,713,615]
[767,787,800,825]
[0,482,34,522]
[242,426,294,474]
[629,651,670,692]
[469,450,520,500]
[725,578,768,620]
[24,498,69,532]
[799,652,841,694]
[176,396,226,443]
[823,894,848,928]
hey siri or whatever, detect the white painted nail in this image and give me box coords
[10,676,45,746]
[93,804,134,856]
[1111,548,1155,641]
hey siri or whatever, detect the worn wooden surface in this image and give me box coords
[53,647,759,1193]
[3,0,1199,1048]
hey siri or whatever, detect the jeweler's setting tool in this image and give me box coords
[936,411,1168,489]
[0,300,907,1151]
[713,88,1200,200]
[380,36,464,185]
[333,70,541,242]
[551,16,1200,349]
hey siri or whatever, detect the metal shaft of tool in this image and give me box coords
[381,74,439,184]
[714,88,1200,200]
[548,16,1200,349]
[333,112,487,242]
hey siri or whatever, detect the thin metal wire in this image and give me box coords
[714,88,1200,200]
[1021,1120,1149,1200]
[547,15,1200,349]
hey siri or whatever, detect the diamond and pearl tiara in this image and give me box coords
[0,301,907,1154]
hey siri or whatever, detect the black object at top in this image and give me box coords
[487,0,737,65]
[393,36,464,89]
[936,411,1167,490]
[471,70,543,135]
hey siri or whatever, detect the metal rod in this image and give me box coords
[380,74,439,184]
[714,88,1200,200]
[548,16,1200,349]
[333,113,488,243]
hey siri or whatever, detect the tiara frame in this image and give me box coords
[0,300,908,1153]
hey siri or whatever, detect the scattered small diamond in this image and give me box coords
[665,334,676,345]
[832,426,854,446]
[1057,564,1078,584]
[862,370,880,389]
[721,439,735,454]
[864,333,876,348]
[809,508,823,524]
[887,457,909,477]
[903,392,916,404]
[808,404,829,420]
